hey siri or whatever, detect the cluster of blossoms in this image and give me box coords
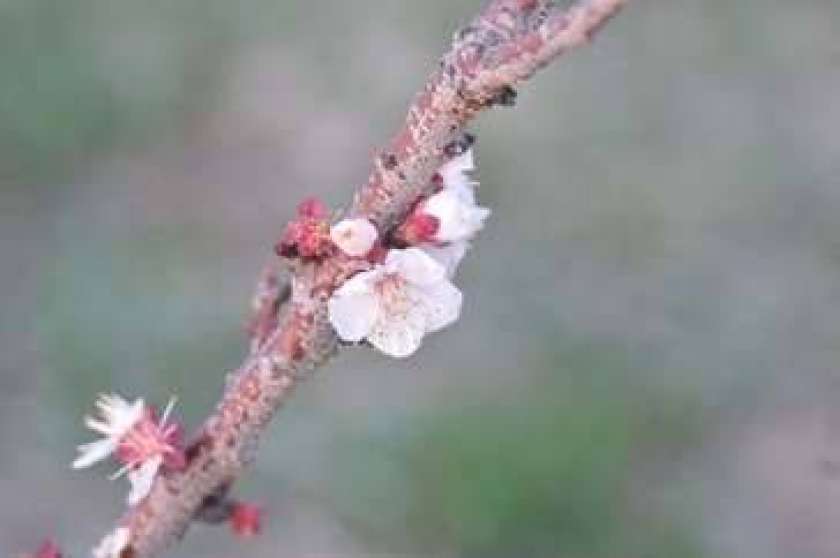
[324,146,490,357]
[64,145,485,557]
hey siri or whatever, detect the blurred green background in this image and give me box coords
[2,1,840,556]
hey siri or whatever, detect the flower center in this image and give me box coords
[116,415,181,470]
[374,272,413,318]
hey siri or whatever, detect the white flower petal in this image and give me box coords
[420,280,463,333]
[328,288,379,342]
[465,207,490,238]
[330,218,378,257]
[159,396,177,426]
[126,455,163,505]
[123,398,146,426]
[328,270,381,341]
[367,298,427,358]
[421,242,469,278]
[423,188,489,243]
[385,248,446,287]
[84,416,116,436]
[90,394,144,437]
[449,180,478,204]
[335,266,379,295]
[72,438,117,469]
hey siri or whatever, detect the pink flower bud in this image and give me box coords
[230,502,263,538]
[393,210,440,246]
[276,197,333,260]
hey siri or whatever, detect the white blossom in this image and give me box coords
[92,527,131,558]
[330,218,378,257]
[429,147,488,243]
[74,394,183,506]
[328,248,462,358]
[72,394,144,470]
[423,187,490,244]
[419,147,489,276]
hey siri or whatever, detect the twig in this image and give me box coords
[92,1,626,556]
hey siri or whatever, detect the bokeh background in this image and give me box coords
[3,1,840,556]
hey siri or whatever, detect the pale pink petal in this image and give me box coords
[328,281,379,343]
[367,301,427,358]
[84,416,116,436]
[420,280,463,333]
[449,180,478,204]
[72,438,116,469]
[89,394,144,437]
[385,248,445,287]
[336,268,380,295]
[423,189,489,243]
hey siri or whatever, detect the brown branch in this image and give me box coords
[93,1,626,556]
[246,264,289,354]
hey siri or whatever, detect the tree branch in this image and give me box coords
[93,1,626,556]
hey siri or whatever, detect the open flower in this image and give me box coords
[74,394,185,505]
[328,248,462,358]
[330,217,378,257]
